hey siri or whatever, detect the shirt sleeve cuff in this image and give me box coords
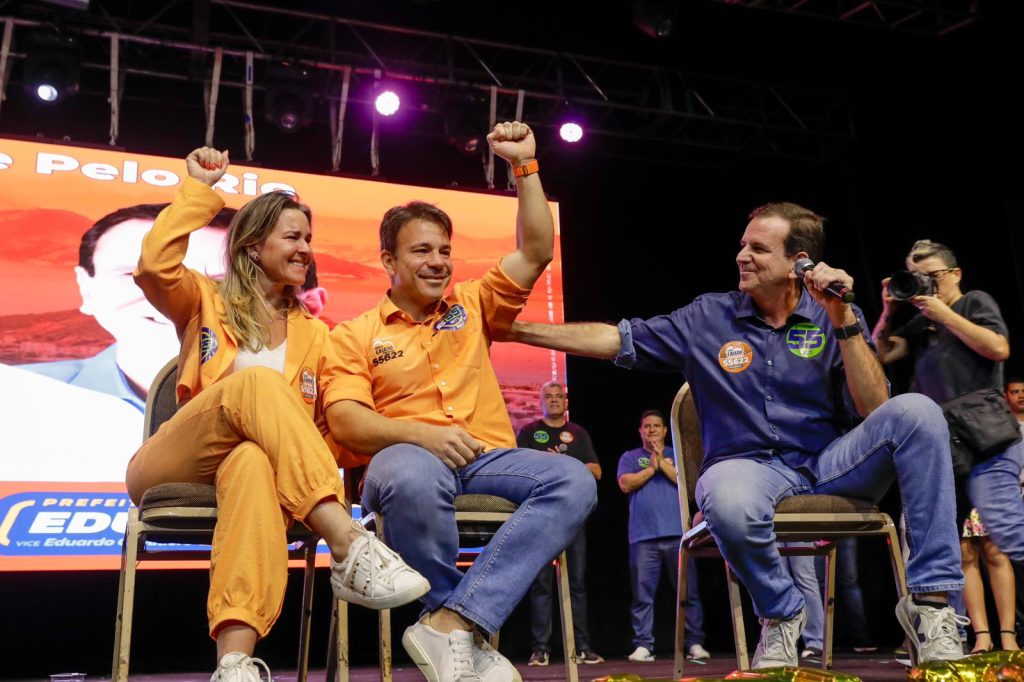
[321,385,375,412]
[488,260,534,298]
[613,319,636,368]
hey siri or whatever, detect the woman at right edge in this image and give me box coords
[125,147,429,681]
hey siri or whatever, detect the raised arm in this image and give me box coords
[134,147,229,336]
[504,320,622,359]
[488,122,554,290]
[803,263,888,416]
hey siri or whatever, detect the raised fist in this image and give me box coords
[185,147,230,187]
[487,121,536,166]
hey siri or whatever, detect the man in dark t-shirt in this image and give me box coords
[516,381,603,665]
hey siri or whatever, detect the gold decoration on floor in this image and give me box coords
[908,650,1024,681]
[593,668,862,682]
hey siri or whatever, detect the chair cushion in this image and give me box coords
[690,494,876,527]
[774,494,877,514]
[454,494,519,514]
[139,482,217,511]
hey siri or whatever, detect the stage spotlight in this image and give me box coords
[23,31,81,105]
[263,62,314,133]
[375,90,400,117]
[559,122,584,143]
[632,0,675,39]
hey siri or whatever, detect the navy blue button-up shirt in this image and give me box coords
[615,288,873,474]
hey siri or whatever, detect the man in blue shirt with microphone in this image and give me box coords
[505,202,964,669]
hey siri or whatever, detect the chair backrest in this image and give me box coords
[669,382,704,532]
[142,359,179,440]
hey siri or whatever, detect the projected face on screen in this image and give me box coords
[75,217,228,391]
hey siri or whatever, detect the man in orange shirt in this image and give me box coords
[324,122,596,682]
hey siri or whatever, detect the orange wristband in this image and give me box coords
[512,159,539,177]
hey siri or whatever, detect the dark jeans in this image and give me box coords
[629,537,705,649]
[528,528,592,652]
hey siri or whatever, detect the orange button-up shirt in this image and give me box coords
[323,264,530,466]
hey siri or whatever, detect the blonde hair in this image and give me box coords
[218,191,313,351]
[907,239,958,268]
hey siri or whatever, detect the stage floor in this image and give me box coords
[29,652,917,682]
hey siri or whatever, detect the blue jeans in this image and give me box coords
[361,445,597,636]
[528,528,592,652]
[967,440,1024,564]
[696,393,962,620]
[629,537,705,649]
[784,551,823,649]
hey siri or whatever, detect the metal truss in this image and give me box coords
[700,0,977,36]
[0,0,857,163]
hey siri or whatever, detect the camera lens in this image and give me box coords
[888,271,925,301]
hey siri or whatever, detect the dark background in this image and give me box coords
[2,0,1023,677]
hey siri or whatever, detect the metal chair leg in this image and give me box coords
[112,508,141,682]
[822,544,837,671]
[674,545,689,679]
[726,562,750,671]
[297,539,317,682]
[555,550,579,682]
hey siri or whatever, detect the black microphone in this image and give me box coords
[793,258,855,303]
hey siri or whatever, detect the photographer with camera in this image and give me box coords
[874,239,1022,653]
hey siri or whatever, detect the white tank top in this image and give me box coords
[233,340,287,374]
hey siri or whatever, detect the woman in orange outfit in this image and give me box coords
[125,147,428,681]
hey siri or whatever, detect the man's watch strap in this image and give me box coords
[833,320,863,340]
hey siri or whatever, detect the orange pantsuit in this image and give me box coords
[125,177,344,638]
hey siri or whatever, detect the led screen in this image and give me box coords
[0,138,564,570]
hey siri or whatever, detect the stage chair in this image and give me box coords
[669,382,908,677]
[111,359,322,682]
[326,494,580,682]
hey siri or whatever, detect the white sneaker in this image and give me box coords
[472,633,522,682]
[894,594,969,665]
[402,621,481,682]
[627,646,655,662]
[687,644,711,660]
[751,608,806,669]
[210,653,272,682]
[331,524,430,609]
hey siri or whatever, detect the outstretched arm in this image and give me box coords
[488,122,554,290]
[504,320,622,359]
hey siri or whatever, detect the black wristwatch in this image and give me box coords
[833,320,863,340]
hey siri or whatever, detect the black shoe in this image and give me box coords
[528,650,549,667]
[578,650,605,664]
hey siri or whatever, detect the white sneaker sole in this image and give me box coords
[402,628,441,682]
[894,601,921,666]
[332,576,430,610]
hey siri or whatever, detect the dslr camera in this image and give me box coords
[887,270,937,301]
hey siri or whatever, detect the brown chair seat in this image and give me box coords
[140,482,217,510]
[775,494,876,514]
[454,494,520,514]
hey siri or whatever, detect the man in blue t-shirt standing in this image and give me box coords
[618,410,709,663]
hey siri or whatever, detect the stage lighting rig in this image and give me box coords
[22,30,81,104]
[263,62,315,133]
[632,0,675,39]
[443,89,487,156]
